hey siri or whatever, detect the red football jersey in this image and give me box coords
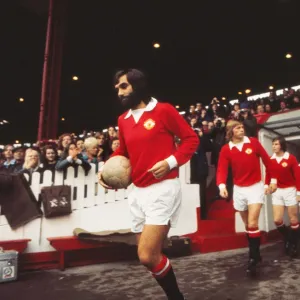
[265,152,299,190]
[113,99,199,187]
[217,136,275,187]
[296,163,300,195]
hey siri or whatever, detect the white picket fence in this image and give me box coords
[0,162,200,253]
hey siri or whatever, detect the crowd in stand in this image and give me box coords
[0,128,120,182]
[0,87,300,186]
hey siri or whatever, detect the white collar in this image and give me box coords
[271,152,290,160]
[124,98,158,119]
[229,136,251,150]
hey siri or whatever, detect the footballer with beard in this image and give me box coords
[98,69,198,299]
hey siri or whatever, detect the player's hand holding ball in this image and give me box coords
[99,156,131,189]
[148,160,170,179]
[98,171,112,189]
[220,187,228,198]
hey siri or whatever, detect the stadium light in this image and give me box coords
[72,76,79,81]
[245,89,251,94]
[238,91,243,95]
[61,117,65,121]
[221,97,226,100]
[15,140,20,144]
[285,53,292,59]
[269,86,274,90]
[19,98,24,102]
[153,43,160,49]
[175,105,180,109]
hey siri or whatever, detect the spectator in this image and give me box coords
[40,145,58,172]
[111,137,120,153]
[95,132,109,161]
[190,128,209,219]
[290,95,300,109]
[57,133,72,157]
[239,109,257,137]
[0,145,16,172]
[198,109,211,124]
[229,103,240,120]
[278,101,289,113]
[76,139,85,153]
[256,105,264,114]
[12,146,25,172]
[107,126,117,141]
[190,117,200,129]
[84,137,102,171]
[19,149,42,183]
[264,104,272,113]
[195,103,203,114]
[186,105,199,123]
[56,142,91,175]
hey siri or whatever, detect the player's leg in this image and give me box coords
[272,189,289,252]
[233,186,249,245]
[239,210,248,227]
[272,204,288,253]
[137,224,183,299]
[247,203,263,275]
[287,204,299,257]
[137,179,183,299]
[284,187,299,257]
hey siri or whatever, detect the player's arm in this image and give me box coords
[148,104,199,179]
[253,137,277,192]
[264,164,272,194]
[216,146,230,198]
[291,158,300,201]
[162,104,199,167]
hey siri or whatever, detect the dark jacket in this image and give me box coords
[56,154,91,174]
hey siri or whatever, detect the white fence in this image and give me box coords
[0,162,200,253]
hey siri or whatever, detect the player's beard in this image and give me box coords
[119,91,142,110]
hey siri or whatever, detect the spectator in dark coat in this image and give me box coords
[56,142,91,176]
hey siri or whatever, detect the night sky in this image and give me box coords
[1,0,299,144]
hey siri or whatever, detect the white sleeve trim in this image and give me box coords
[297,191,300,196]
[270,178,277,184]
[219,184,226,189]
[165,155,178,170]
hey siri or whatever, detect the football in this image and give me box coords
[101,155,132,189]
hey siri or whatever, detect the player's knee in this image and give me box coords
[274,219,284,226]
[289,215,298,225]
[138,251,155,268]
[248,220,258,228]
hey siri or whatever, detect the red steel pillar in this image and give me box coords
[37,0,68,141]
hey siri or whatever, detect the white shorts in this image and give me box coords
[272,187,297,207]
[128,178,182,233]
[233,181,265,211]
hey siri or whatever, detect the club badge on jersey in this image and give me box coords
[144,119,156,130]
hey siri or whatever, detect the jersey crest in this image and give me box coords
[144,119,156,130]
[245,148,252,155]
[282,162,288,168]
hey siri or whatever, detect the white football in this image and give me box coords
[102,155,132,189]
